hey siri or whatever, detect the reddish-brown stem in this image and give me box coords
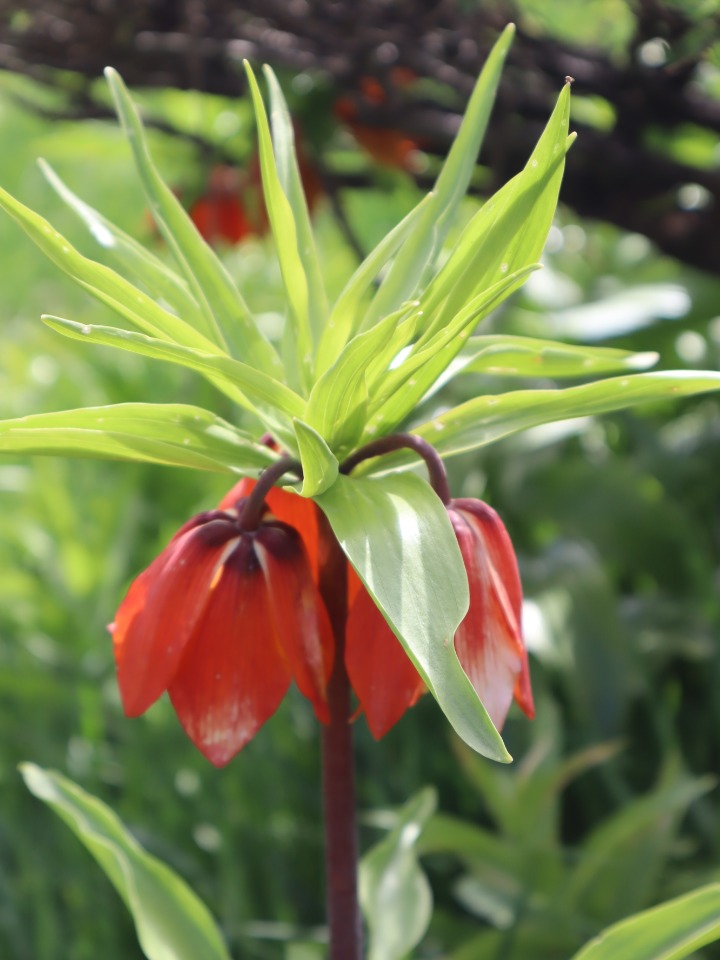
[341,432,451,504]
[236,456,302,530]
[317,511,363,960]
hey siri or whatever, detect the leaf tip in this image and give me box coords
[19,761,53,800]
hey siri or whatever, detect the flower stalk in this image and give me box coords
[317,510,363,960]
[236,456,302,530]
[341,433,452,504]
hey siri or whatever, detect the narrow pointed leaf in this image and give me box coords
[105,68,282,375]
[568,769,715,916]
[0,403,275,474]
[264,66,328,343]
[365,266,538,436]
[363,371,720,473]
[244,62,312,389]
[294,419,339,497]
[364,24,515,326]
[316,195,433,373]
[570,885,720,960]
[454,337,659,379]
[360,788,436,960]
[306,306,411,453]
[315,473,510,761]
[21,764,231,960]
[418,87,573,343]
[43,317,304,427]
[38,159,205,329]
[0,185,218,352]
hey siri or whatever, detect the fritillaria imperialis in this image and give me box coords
[112,441,534,766]
[3,22,720,960]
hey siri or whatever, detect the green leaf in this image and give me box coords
[21,764,231,960]
[105,68,282,375]
[0,403,275,475]
[315,195,433,374]
[454,336,659,379]
[364,371,720,473]
[567,764,715,920]
[244,62,312,391]
[43,316,305,432]
[315,473,510,761]
[294,420,339,497]
[0,184,217,352]
[38,159,205,330]
[305,306,411,453]
[360,788,436,960]
[364,24,515,327]
[417,85,573,343]
[365,265,538,437]
[264,66,328,345]
[570,885,720,960]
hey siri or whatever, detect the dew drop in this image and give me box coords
[531,159,538,168]
[500,263,509,274]
[80,324,92,335]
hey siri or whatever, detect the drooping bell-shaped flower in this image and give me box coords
[111,479,333,767]
[346,497,534,738]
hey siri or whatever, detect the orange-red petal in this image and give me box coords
[345,568,425,739]
[255,524,333,723]
[450,501,535,726]
[220,479,323,582]
[168,538,292,766]
[113,518,238,717]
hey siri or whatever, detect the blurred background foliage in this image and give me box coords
[0,1,719,958]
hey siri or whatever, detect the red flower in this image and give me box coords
[334,69,423,171]
[111,479,332,766]
[112,477,533,762]
[345,498,535,738]
[189,166,254,246]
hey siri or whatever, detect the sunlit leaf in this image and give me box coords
[570,884,720,960]
[363,25,515,328]
[38,159,205,330]
[21,764,231,960]
[43,316,305,430]
[315,473,510,761]
[294,419,339,497]
[360,788,436,960]
[244,62,312,391]
[315,196,433,375]
[362,371,720,473]
[264,66,328,345]
[417,85,573,343]
[105,68,283,375]
[365,266,538,436]
[0,184,216,351]
[0,403,274,475]
[306,306,411,453]
[454,337,659,379]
